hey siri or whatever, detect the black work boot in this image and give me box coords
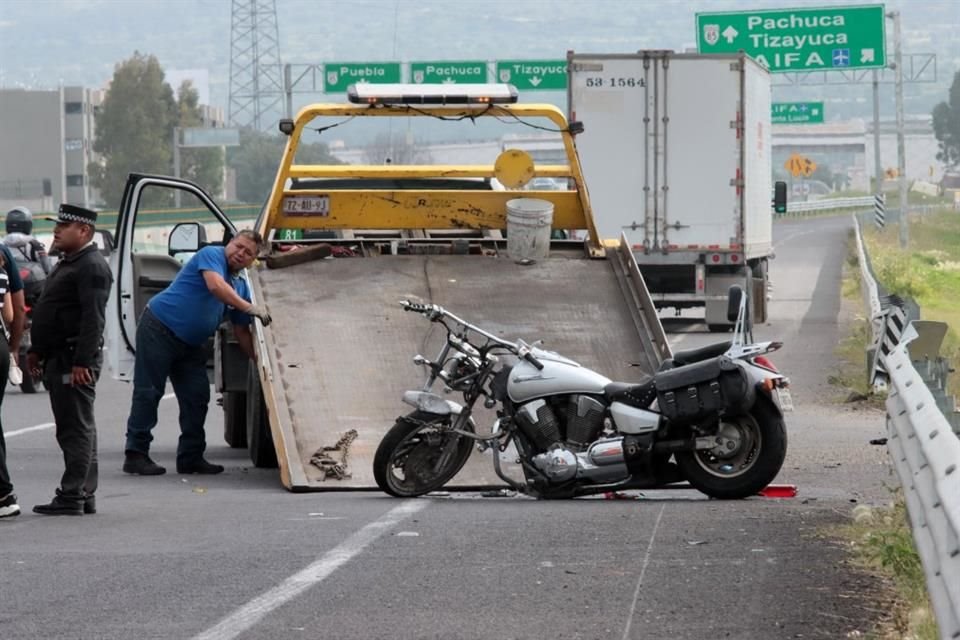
[176,459,225,475]
[83,494,96,515]
[33,492,84,516]
[123,451,166,476]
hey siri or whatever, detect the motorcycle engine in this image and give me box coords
[514,395,606,453]
[516,395,635,485]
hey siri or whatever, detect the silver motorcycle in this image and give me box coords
[373,286,792,500]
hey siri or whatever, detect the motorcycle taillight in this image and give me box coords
[753,355,778,372]
[19,269,30,279]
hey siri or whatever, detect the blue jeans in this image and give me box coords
[124,308,211,465]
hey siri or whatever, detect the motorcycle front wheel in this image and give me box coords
[675,395,787,499]
[373,410,474,498]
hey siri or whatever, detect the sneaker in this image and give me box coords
[176,459,225,475]
[123,451,166,476]
[0,493,20,518]
[83,495,96,515]
[33,495,84,516]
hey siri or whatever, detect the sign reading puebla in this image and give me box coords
[323,62,401,93]
[695,5,886,72]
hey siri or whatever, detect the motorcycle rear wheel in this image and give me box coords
[373,411,474,498]
[675,395,787,499]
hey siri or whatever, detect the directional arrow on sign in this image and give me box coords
[861,49,875,63]
[722,26,738,43]
[529,76,542,87]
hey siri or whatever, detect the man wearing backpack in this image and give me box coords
[5,207,52,276]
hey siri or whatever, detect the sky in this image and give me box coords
[0,0,956,130]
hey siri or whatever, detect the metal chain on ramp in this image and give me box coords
[309,429,359,480]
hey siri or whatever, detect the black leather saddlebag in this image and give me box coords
[653,356,754,423]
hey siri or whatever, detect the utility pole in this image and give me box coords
[173,126,181,209]
[890,10,909,249]
[228,0,284,130]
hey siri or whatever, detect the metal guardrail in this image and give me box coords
[782,196,875,215]
[854,215,884,336]
[885,337,960,640]
[854,214,960,639]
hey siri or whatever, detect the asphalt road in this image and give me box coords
[1,214,892,640]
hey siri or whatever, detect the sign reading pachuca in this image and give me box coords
[696,4,886,72]
[410,61,487,84]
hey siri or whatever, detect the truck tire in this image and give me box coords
[222,391,247,448]
[707,324,732,333]
[751,260,768,324]
[246,367,278,469]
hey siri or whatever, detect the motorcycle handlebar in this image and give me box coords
[400,300,440,318]
[399,300,538,362]
[524,352,545,371]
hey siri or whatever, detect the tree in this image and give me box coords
[227,130,340,204]
[932,70,960,170]
[176,80,224,197]
[89,52,177,208]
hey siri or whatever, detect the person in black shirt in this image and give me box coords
[27,204,112,516]
[0,254,17,518]
[0,243,26,366]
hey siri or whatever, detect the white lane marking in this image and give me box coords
[192,500,428,640]
[6,393,175,438]
[5,422,55,438]
[621,504,666,640]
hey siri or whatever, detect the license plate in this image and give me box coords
[283,195,330,217]
[775,387,794,412]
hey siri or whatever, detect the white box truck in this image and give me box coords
[567,51,776,329]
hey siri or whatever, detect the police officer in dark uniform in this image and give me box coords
[27,204,113,516]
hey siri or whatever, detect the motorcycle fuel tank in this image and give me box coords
[507,351,611,403]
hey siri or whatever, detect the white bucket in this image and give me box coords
[506,198,554,264]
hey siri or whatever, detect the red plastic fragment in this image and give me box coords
[757,484,798,498]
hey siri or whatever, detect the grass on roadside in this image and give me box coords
[831,212,950,639]
[836,496,939,640]
[862,208,960,396]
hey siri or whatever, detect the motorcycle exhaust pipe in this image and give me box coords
[587,435,715,468]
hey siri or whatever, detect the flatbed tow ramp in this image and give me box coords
[110,85,671,491]
[254,89,671,490]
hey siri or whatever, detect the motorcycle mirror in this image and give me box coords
[727,285,744,323]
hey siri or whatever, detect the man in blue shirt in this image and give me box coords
[123,230,272,476]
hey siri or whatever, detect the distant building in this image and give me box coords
[0,86,104,213]
[1,87,230,212]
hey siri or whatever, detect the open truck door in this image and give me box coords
[105,174,267,456]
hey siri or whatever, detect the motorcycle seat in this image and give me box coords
[662,340,732,368]
[604,379,657,409]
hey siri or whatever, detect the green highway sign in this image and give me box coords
[696,5,886,72]
[323,62,401,93]
[495,60,567,90]
[772,101,824,124]
[411,61,487,84]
